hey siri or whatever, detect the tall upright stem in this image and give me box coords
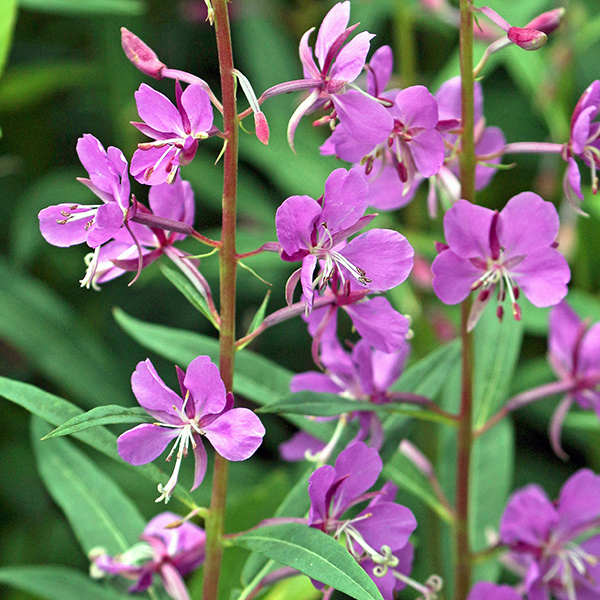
[203,1,238,599]
[455,1,475,599]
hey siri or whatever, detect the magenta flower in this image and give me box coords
[308,442,416,600]
[325,84,445,193]
[547,301,600,457]
[500,469,600,600]
[89,176,195,287]
[39,134,130,250]
[281,327,410,459]
[118,356,265,503]
[90,511,205,600]
[130,81,215,185]
[283,1,392,150]
[276,168,414,312]
[562,80,600,202]
[431,193,570,331]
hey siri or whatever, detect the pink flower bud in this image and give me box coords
[121,28,166,79]
[419,0,447,12]
[254,111,270,145]
[526,7,565,36]
[507,27,547,50]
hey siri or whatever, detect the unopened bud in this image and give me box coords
[507,27,547,51]
[254,111,270,145]
[419,0,447,12]
[121,28,165,79]
[526,8,565,36]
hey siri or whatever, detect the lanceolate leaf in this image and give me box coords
[0,376,192,505]
[42,405,153,440]
[32,417,146,555]
[232,523,384,600]
[0,566,129,600]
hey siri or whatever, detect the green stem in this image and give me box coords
[455,1,475,599]
[395,2,417,87]
[202,1,239,599]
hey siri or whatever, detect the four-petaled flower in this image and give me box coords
[38,134,131,286]
[276,168,414,312]
[500,469,600,600]
[308,441,417,600]
[547,301,600,458]
[286,1,392,150]
[90,511,205,600]
[130,81,215,185]
[431,193,570,331]
[562,80,600,202]
[118,356,265,503]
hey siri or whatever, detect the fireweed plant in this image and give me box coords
[7,1,600,600]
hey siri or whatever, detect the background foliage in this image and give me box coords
[1,0,600,599]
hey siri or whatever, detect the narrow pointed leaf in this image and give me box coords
[232,523,384,600]
[239,290,271,350]
[41,405,153,440]
[0,566,130,600]
[32,417,146,554]
[159,263,219,328]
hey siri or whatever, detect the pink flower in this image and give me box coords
[118,357,265,503]
[432,193,570,331]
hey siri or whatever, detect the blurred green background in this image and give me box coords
[1,0,600,599]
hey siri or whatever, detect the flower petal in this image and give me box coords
[555,469,600,539]
[340,229,414,291]
[191,435,208,491]
[431,249,482,305]
[344,297,410,353]
[409,129,445,178]
[184,356,227,416]
[276,195,321,255]
[391,85,439,130]
[135,83,184,136]
[117,424,179,465]
[500,484,558,548]
[86,202,125,248]
[308,464,336,525]
[443,200,494,259]
[353,501,416,551]
[498,192,560,257]
[512,248,570,307]
[315,1,351,68]
[320,168,369,233]
[203,408,265,461]
[180,84,213,134]
[367,45,393,97]
[131,359,183,423]
[329,30,374,82]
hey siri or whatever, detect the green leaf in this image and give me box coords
[41,405,153,440]
[383,452,454,524]
[19,0,144,15]
[0,566,129,600]
[0,376,193,505]
[32,417,146,555]
[239,290,271,350]
[232,523,384,600]
[259,391,456,425]
[114,308,291,405]
[473,305,524,428]
[390,340,461,397]
[469,421,514,581]
[160,263,219,328]
[0,259,131,408]
[0,0,17,78]
[241,466,313,586]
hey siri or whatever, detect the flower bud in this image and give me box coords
[121,28,166,79]
[507,27,547,50]
[254,111,270,145]
[526,8,565,36]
